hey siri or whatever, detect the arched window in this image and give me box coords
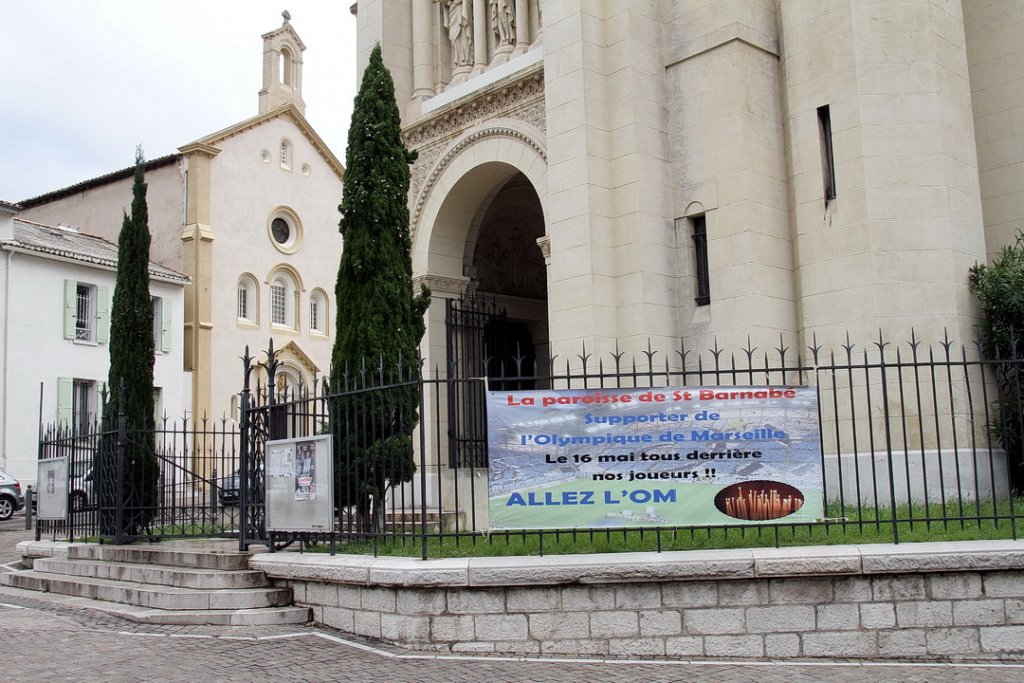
[280,47,293,87]
[268,268,299,329]
[280,138,292,170]
[237,274,259,324]
[271,278,287,326]
[309,289,328,335]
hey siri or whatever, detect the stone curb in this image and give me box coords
[246,540,1024,588]
[20,539,1024,588]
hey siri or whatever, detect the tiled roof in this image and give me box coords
[17,155,180,207]
[2,218,190,284]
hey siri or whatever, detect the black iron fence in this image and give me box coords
[36,405,241,544]
[37,331,1024,556]
[241,331,1022,557]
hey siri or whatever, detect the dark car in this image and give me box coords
[0,469,26,521]
[70,465,93,511]
[219,470,240,505]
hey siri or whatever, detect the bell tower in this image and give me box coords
[259,10,307,115]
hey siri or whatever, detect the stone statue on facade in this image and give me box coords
[490,0,516,47]
[443,0,473,69]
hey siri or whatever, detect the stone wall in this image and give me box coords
[251,540,1024,660]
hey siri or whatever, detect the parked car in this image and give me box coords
[0,469,26,521]
[219,470,240,505]
[70,464,93,512]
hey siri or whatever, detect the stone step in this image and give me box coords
[0,571,292,611]
[32,557,269,590]
[0,585,311,626]
[66,543,251,571]
[113,604,312,626]
[382,510,456,522]
[9,539,306,626]
[380,510,458,533]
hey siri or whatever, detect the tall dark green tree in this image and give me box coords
[103,147,158,538]
[331,44,430,531]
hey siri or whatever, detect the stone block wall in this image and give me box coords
[251,541,1024,660]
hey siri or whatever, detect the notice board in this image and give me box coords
[265,435,334,532]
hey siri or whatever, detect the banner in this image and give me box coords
[486,386,823,529]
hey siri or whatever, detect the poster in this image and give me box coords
[268,444,294,479]
[294,440,317,501]
[36,457,68,520]
[487,386,823,529]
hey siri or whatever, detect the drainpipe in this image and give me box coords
[0,203,18,472]
[0,248,9,471]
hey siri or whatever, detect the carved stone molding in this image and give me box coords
[405,68,547,241]
[413,273,470,295]
[536,235,551,266]
[403,68,545,149]
[410,125,547,240]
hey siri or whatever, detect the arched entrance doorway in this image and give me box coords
[416,147,549,381]
[444,171,548,469]
[410,127,548,523]
[464,171,548,377]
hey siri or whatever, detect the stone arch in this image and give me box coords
[265,262,305,292]
[411,119,550,393]
[411,119,547,278]
[280,46,295,86]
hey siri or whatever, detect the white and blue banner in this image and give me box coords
[487,386,823,529]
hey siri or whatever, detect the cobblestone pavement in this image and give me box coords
[3,525,1024,682]
[0,516,36,567]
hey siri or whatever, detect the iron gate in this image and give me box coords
[445,295,506,468]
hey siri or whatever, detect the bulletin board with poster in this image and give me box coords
[36,457,69,520]
[264,435,334,532]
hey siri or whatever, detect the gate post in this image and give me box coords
[265,338,283,440]
[239,347,254,551]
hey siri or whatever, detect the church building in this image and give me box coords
[352,0,1024,370]
[19,15,345,423]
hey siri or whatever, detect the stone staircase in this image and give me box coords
[0,541,310,626]
[382,509,460,534]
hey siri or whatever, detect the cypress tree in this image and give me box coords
[104,147,158,538]
[331,45,430,531]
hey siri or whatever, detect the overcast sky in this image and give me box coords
[1,1,358,203]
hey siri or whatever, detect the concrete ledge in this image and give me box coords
[249,540,1024,588]
[17,540,71,564]
[859,541,1024,574]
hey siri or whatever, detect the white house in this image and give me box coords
[0,201,189,486]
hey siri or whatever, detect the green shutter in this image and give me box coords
[63,280,77,340]
[161,297,172,352]
[97,383,107,424]
[57,377,73,428]
[96,285,110,343]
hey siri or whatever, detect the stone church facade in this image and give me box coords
[354,0,1024,370]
